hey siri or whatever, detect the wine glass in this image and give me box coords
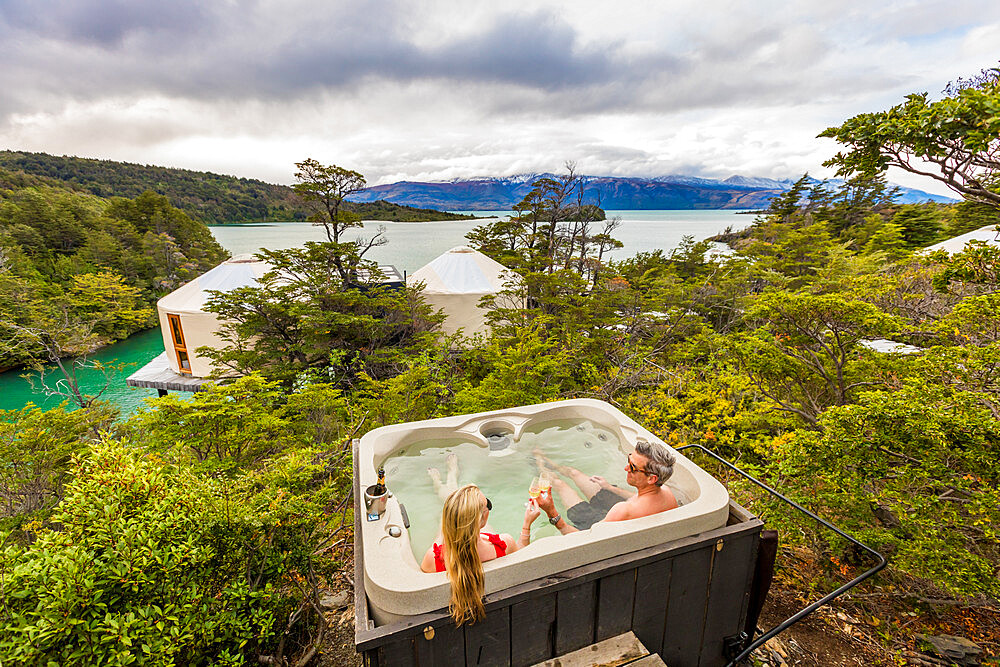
[538,471,551,494]
[528,476,540,499]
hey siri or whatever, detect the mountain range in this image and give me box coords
[349,173,954,211]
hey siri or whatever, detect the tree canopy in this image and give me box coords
[821,67,1000,208]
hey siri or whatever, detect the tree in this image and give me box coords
[0,403,115,522]
[200,243,442,385]
[949,199,999,236]
[726,291,900,426]
[292,159,384,285]
[889,204,945,247]
[737,215,841,289]
[767,386,1000,597]
[818,175,900,235]
[821,67,1000,208]
[862,221,908,260]
[0,440,353,665]
[105,190,227,271]
[0,271,153,408]
[932,240,1000,292]
[468,163,620,287]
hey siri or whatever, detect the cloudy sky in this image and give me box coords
[1,0,998,193]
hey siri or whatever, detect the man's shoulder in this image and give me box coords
[659,485,679,510]
[603,500,630,522]
[632,490,676,516]
[605,491,676,523]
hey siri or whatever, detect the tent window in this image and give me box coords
[168,314,185,347]
[167,314,192,375]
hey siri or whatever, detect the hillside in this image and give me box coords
[0,166,228,371]
[0,151,476,224]
[349,173,954,210]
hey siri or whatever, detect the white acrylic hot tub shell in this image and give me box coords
[358,399,730,624]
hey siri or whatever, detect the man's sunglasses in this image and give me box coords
[627,455,649,475]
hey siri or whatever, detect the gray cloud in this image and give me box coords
[0,1,838,119]
[0,0,217,47]
[1,0,999,192]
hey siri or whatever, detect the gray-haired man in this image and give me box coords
[535,439,678,534]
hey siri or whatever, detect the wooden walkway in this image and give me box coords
[125,353,211,394]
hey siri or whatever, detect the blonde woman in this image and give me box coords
[420,484,541,624]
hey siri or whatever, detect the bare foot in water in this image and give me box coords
[532,448,557,472]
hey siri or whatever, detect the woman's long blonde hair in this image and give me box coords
[441,484,488,625]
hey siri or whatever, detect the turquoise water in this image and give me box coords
[0,327,163,414]
[384,419,630,561]
[0,210,751,413]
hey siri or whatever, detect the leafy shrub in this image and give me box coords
[766,386,1000,598]
[0,402,115,526]
[126,374,350,469]
[0,440,347,665]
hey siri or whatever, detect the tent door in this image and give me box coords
[167,314,192,375]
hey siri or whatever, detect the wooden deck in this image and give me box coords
[125,353,211,393]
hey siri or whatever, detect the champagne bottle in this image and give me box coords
[372,466,387,496]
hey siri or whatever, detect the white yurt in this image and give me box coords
[156,255,272,378]
[923,224,1000,254]
[408,246,522,337]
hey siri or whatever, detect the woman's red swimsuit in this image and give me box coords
[432,533,507,572]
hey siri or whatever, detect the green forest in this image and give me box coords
[0,151,476,224]
[1,71,999,665]
[0,170,228,376]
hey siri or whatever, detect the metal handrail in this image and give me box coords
[676,444,887,666]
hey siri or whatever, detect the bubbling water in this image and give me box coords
[383,419,629,561]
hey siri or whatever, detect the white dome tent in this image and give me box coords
[922,224,1000,255]
[156,254,272,378]
[408,246,522,337]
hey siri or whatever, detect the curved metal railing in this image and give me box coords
[675,444,887,666]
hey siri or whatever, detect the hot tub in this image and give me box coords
[357,398,731,625]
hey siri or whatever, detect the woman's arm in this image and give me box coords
[420,546,437,572]
[512,499,541,550]
[420,531,445,572]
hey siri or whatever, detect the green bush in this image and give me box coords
[0,441,338,665]
[0,402,115,528]
[765,385,1000,598]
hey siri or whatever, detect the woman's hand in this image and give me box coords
[523,498,541,526]
[515,499,542,549]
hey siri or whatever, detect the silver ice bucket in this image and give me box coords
[364,485,388,520]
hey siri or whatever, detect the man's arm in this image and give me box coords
[590,475,634,500]
[550,515,578,535]
[537,490,579,534]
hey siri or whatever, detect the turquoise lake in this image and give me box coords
[0,209,753,413]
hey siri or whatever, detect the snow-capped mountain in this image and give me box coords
[348,173,954,211]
